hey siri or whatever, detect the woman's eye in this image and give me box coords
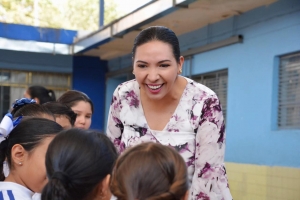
[137,64,146,68]
[86,116,91,119]
[160,64,170,68]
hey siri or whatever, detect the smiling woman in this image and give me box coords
[107,26,233,200]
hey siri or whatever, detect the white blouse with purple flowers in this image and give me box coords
[107,77,232,200]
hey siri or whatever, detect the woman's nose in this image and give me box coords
[147,68,159,82]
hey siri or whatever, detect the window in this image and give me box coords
[0,70,71,117]
[193,69,228,122]
[278,52,300,129]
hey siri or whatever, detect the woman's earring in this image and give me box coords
[179,68,182,74]
[132,71,135,75]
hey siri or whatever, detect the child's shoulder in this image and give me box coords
[0,182,34,200]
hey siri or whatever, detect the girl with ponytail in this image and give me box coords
[110,142,189,200]
[41,129,118,200]
[24,85,56,104]
[0,117,62,200]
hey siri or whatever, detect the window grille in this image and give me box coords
[193,69,228,122]
[278,52,300,129]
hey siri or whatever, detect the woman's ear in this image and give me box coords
[179,56,184,67]
[11,144,26,166]
[178,56,184,74]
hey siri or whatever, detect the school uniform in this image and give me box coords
[32,193,41,200]
[0,182,34,200]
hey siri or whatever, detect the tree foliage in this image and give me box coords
[0,0,123,30]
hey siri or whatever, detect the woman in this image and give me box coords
[57,90,93,129]
[107,26,232,200]
[111,142,189,200]
[42,129,117,200]
[24,86,56,104]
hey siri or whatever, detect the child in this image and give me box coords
[11,98,54,121]
[41,129,118,200]
[3,98,55,178]
[0,117,63,200]
[24,86,56,104]
[43,102,76,129]
[57,90,93,129]
[110,142,189,200]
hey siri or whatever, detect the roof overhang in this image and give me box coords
[0,22,78,54]
[72,0,276,60]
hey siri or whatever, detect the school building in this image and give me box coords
[0,0,299,199]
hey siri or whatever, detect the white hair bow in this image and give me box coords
[0,113,22,138]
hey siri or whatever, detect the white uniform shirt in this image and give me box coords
[0,182,34,200]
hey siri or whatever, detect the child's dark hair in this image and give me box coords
[0,117,63,181]
[110,142,189,200]
[27,85,56,104]
[11,103,54,119]
[43,102,76,126]
[57,90,94,113]
[41,129,118,200]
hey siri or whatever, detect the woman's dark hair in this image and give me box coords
[27,86,56,104]
[41,129,118,200]
[57,90,94,113]
[132,26,181,63]
[110,142,188,200]
[0,117,63,181]
[11,103,54,119]
[43,102,77,126]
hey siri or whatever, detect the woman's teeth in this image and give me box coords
[148,84,162,90]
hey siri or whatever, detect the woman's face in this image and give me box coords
[21,136,54,193]
[71,101,92,129]
[133,40,183,101]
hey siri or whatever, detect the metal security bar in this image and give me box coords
[193,69,228,122]
[278,52,300,129]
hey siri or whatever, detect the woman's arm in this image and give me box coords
[106,88,124,153]
[190,96,232,200]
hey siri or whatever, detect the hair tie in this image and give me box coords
[12,98,36,109]
[0,113,22,138]
[51,171,71,187]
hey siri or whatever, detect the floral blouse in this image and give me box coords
[107,77,232,200]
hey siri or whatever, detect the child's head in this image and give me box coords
[110,143,189,200]
[11,98,54,121]
[24,85,56,104]
[43,102,76,129]
[42,129,118,200]
[57,90,93,129]
[0,117,63,192]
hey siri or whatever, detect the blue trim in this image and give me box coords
[0,191,3,200]
[0,22,77,44]
[7,190,15,200]
[271,56,280,130]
